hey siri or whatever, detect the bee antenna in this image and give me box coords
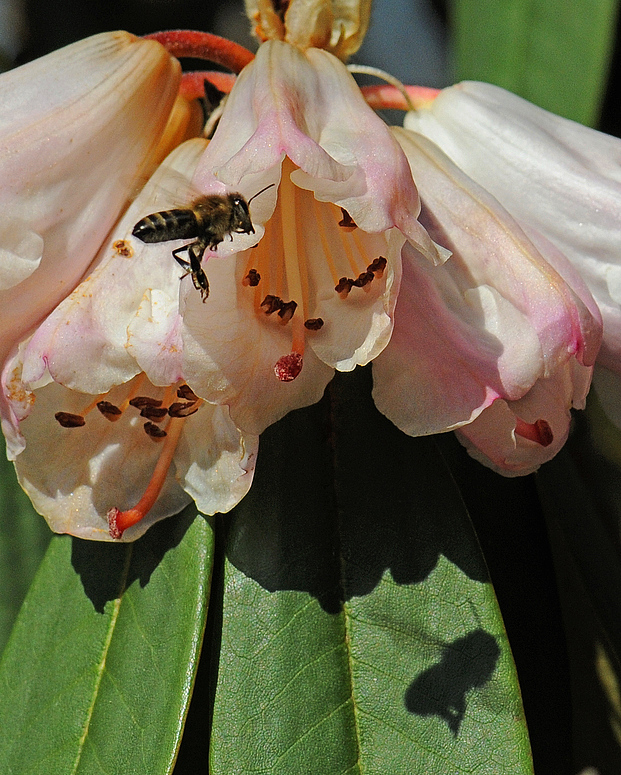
[247,183,276,205]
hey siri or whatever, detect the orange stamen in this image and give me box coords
[107,416,186,539]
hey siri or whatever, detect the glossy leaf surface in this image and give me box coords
[0,510,213,774]
[206,369,533,774]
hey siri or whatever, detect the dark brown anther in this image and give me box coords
[144,421,167,439]
[338,208,357,230]
[112,239,133,258]
[367,256,387,278]
[130,396,163,410]
[353,271,374,288]
[242,268,261,287]
[304,318,324,331]
[177,384,199,401]
[140,406,169,422]
[168,401,200,418]
[335,277,354,298]
[277,300,298,324]
[96,401,122,421]
[55,412,86,428]
[260,294,284,314]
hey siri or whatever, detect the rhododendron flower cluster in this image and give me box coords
[2,2,618,540]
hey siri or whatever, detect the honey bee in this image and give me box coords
[132,184,274,302]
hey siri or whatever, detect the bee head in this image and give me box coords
[229,195,254,235]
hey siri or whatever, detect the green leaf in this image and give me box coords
[0,448,50,654]
[208,369,533,774]
[451,0,619,125]
[0,510,213,775]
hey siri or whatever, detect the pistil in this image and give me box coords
[107,415,186,539]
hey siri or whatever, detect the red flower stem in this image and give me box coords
[361,84,441,110]
[180,71,237,100]
[144,30,254,73]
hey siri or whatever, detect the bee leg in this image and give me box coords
[172,244,192,274]
[188,242,209,302]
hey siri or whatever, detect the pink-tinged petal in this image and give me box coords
[192,40,443,265]
[393,129,599,377]
[455,361,592,476]
[127,289,185,387]
[0,31,180,366]
[182,253,335,435]
[372,242,540,436]
[405,81,621,373]
[20,139,209,395]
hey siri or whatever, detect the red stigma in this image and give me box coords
[274,352,303,382]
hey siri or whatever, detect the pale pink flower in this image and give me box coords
[5,139,258,541]
[373,130,602,474]
[0,32,182,362]
[404,81,621,427]
[179,39,445,435]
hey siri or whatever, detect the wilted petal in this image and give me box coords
[0,31,181,367]
[245,0,372,59]
[405,81,621,375]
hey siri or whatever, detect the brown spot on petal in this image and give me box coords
[168,401,200,418]
[144,421,167,439]
[55,412,85,428]
[304,318,324,331]
[274,352,303,382]
[112,239,133,258]
[242,268,261,287]
[338,208,357,230]
[130,396,163,410]
[97,401,122,421]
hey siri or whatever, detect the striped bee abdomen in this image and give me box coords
[132,209,200,244]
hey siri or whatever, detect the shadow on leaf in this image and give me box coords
[225,367,489,613]
[404,628,500,734]
[71,506,196,613]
